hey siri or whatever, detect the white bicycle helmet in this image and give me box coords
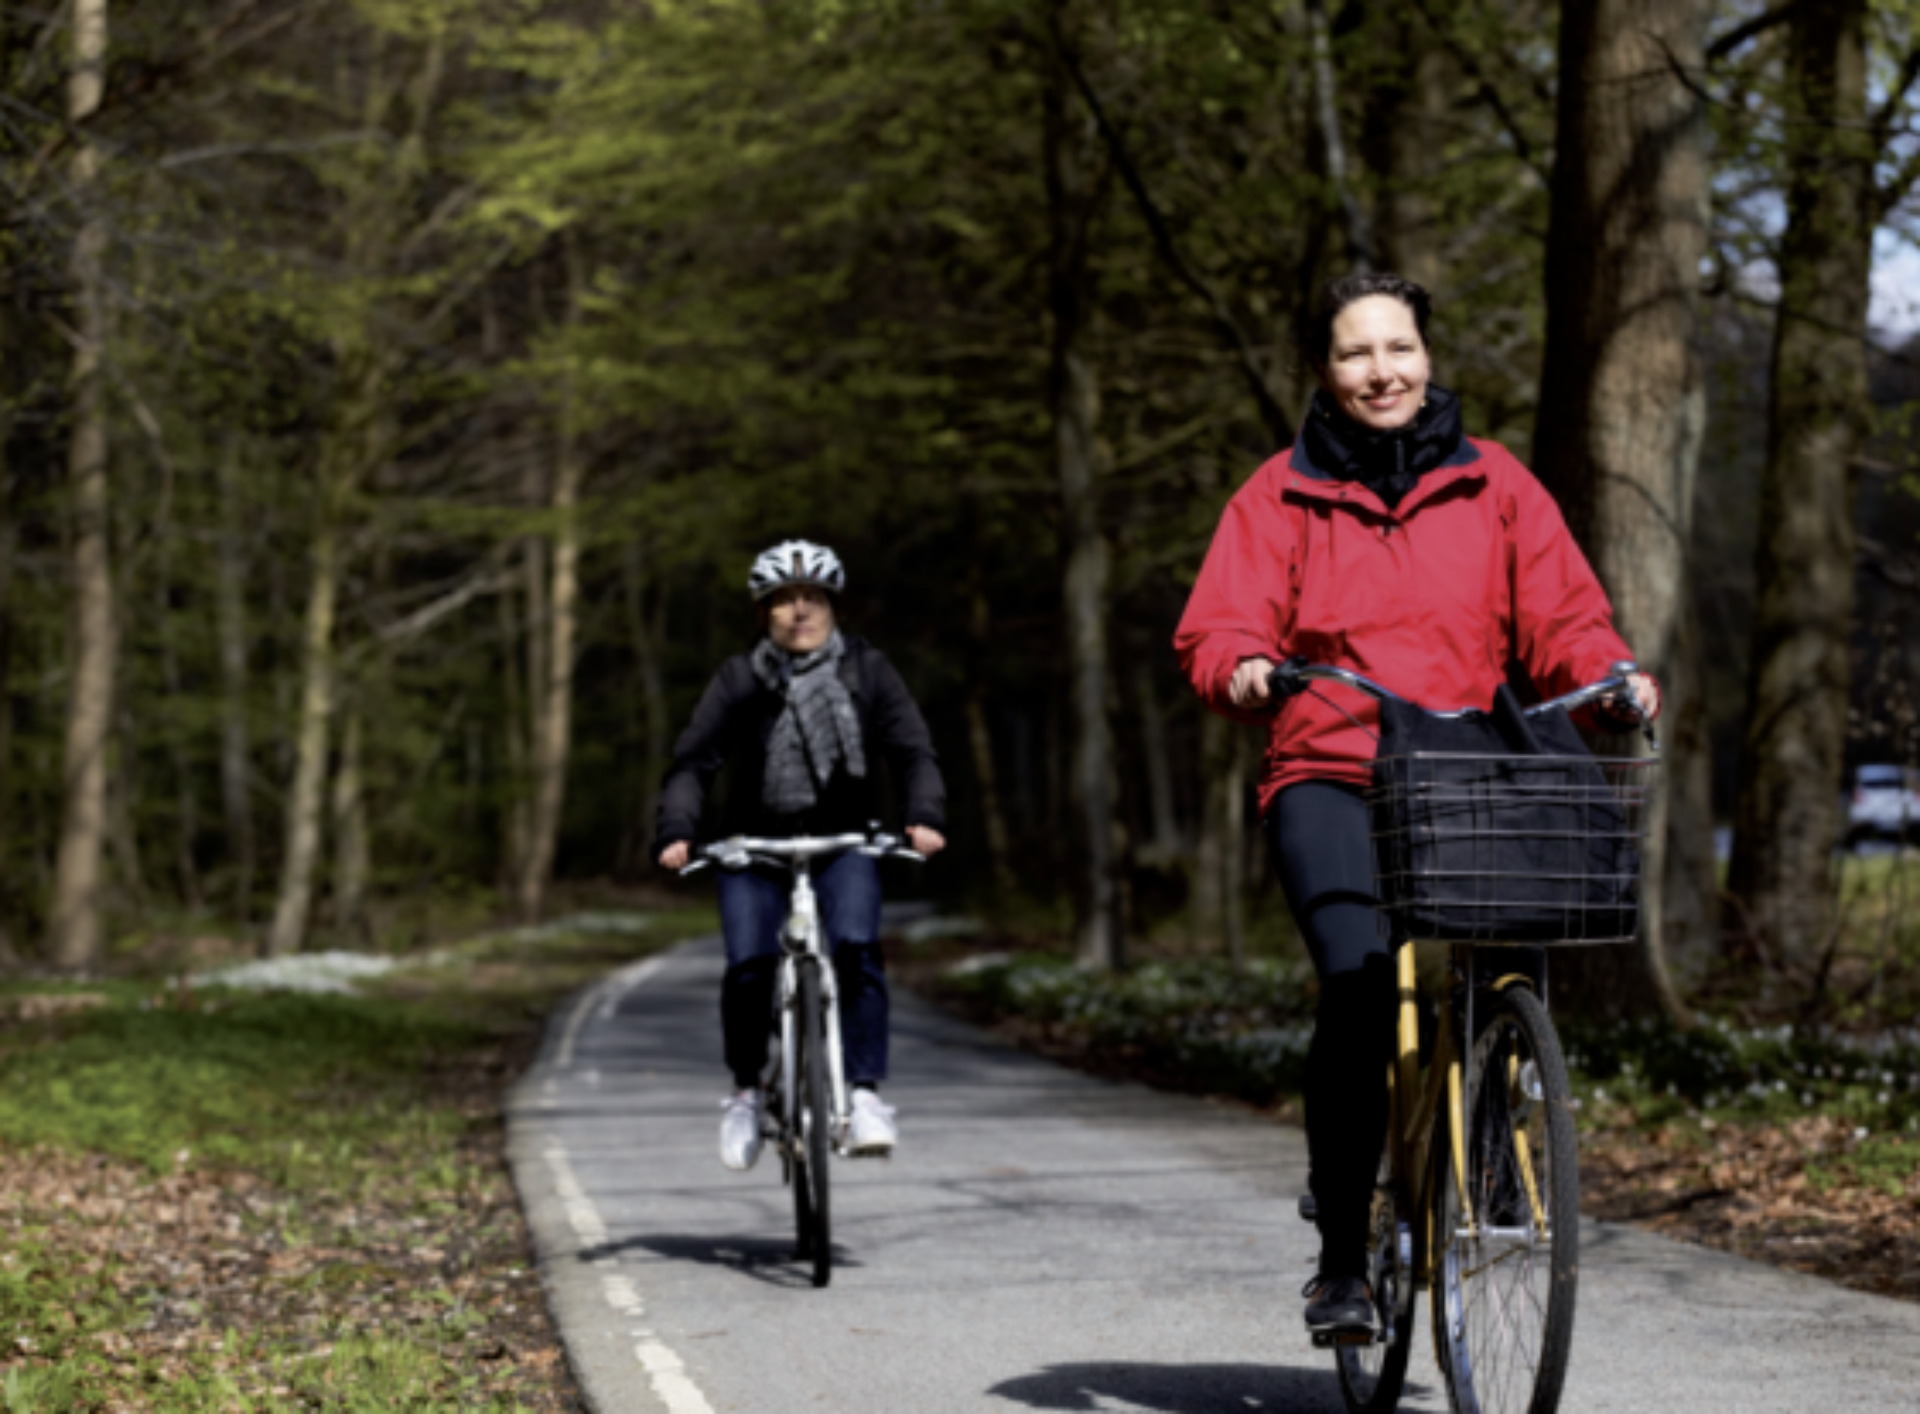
[747,539,846,601]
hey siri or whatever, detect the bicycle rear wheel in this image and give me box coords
[793,957,833,1289]
[1430,984,1578,1414]
[1335,1162,1414,1414]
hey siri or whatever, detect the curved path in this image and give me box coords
[508,934,1920,1413]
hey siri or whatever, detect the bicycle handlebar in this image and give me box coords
[678,829,927,877]
[1265,658,1656,737]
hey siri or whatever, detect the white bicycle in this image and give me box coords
[681,828,922,1288]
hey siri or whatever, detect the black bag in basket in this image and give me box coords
[1371,685,1640,943]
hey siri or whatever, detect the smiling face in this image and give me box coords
[1318,294,1431,433]
[762,585,836,655]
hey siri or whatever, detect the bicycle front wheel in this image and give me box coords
[1430,983,1578,1414]
[794,956,833,1289]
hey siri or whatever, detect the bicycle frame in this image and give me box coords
[1392,944,1548,1295]
[772,856,852,1153]
[687,829,921,1159]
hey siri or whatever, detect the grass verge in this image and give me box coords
[0,899,716,1410]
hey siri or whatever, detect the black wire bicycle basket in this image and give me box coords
[1368,750,1660,945]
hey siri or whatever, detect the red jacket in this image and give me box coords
[1174,435,1639,814]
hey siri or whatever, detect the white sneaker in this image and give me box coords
[719,1091,764,1172]
[845,1088,897,1156]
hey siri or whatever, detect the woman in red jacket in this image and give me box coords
[1174,273,1658,1339]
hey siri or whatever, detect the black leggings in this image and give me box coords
[1271,780,1544,1279]
[1268,779,1398,1281]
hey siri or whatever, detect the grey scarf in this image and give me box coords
[751,629,866,814]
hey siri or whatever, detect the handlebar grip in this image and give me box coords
[1265,655,1309,702]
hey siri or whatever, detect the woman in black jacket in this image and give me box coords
[656,540,946,1170]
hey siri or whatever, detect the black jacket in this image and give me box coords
[655,634,946,847]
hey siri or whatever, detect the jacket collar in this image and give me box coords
[1289,391,1481,483]
[1282,444,1486,518]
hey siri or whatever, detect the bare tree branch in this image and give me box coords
[1054,40,1294,444]
[1407,0,1548,182]
[1706,0,1805,65]
[355,544,518,655]
[1870,45,1920,219]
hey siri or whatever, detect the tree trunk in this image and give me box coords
[216,436,256,919]
[265,515,338,957]
[498,583,532,890]
[331,701,369,943]
[48,0,114,969]
[1306,0,1377,271]
[1129,646,1180,866]
[106,710,146,909]
[1223,729,1249,970]
[966,571,1017,898]
[618,543,671,875]
[1048,1,1121,970]
[1726,0,1872,967]
[155,500,203,913]
[1661,584,1718,979]
[1192,711,1251,965]
[0,467,17,933]
[1365,12,1452,292]
[1531,0,1710,1024]
[1191,713,1228,950]
[516,425,582,923]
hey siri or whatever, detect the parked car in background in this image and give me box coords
[1847,764,1920,847]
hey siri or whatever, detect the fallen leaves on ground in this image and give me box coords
[0,1106,580,1408]
[1578,1113,1920,1300]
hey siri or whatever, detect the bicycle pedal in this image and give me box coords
[1311,1327,1378,1349]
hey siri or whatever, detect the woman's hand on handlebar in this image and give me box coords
[905,825,946,858]
[1627,672,1660,719]
[1228,656,1278,709]
[1607,672,1660,723]
[658,840,691,872]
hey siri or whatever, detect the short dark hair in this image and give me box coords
[1304,272,1433,371]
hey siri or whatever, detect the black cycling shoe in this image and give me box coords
[1302,1274,1377,1337]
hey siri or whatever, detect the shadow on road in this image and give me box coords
[988,1360,1432,1413]
[575,1232,863,1289]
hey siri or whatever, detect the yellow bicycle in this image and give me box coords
[1272,661,1658,1414]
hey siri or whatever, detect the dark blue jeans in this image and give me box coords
[716,850,888,1090]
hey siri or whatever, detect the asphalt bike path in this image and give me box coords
[507,933,1920,1413]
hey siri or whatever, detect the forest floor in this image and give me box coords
[0,892,711,1412]
[892,928,1920,1308]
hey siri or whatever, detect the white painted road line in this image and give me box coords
[543,1140,716,1414]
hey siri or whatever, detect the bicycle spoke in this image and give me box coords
[1436,988,1579,1414]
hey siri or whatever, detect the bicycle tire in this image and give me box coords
[1335,1161,1415,1414]
[1430,983,1578,1414]
[781,1043,813,1262]
[796,956,833,1289]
